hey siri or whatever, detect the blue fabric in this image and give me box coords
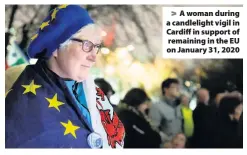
[5,62,93,148]
[28,5,94,59]
[65,81,92,128]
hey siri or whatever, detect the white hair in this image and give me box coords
[59,24,101,49]
[59,28,82,48]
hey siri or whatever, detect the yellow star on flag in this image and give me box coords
[61,120,80,139]
[45,93,65,112]
[5,89,12,98]
[22,80,41,95]
[58,5,68,9]
[51,8,58,21]
[31,34,38,41]
[40,21,50,30]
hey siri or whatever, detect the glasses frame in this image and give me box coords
[70,38,102,54]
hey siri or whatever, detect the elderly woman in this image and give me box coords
[5,5,125,148]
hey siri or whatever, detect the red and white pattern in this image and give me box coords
[82,76,125,148]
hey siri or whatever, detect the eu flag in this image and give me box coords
[5,61,94,148]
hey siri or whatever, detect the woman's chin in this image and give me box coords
[75,74,89,82]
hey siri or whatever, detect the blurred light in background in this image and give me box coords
[196,83,201,89]
[126,44,135,51]
[189,97,197,110]
[9,27,16,35]
[117,48,128,59]
[105,65,115,75]
[7,45,12,51]
[10,37,16,44]
[101,47,110,55]
[101,31,107,37]
[185,81,191,87]
[123,59,132,66]
[9,27,16,36]
[110,93,121,105]
[129,62,144,74]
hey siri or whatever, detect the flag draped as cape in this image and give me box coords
[5,61,125,148]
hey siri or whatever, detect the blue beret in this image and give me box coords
[28,5,94,59]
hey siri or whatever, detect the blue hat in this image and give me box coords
[28,5,94,59]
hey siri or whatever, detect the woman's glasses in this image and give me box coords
[70,38,102,54]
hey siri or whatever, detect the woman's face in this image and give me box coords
[181,95,189,106]
[52,24,102,82]
[138,101,151,115]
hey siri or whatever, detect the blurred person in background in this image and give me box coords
[228,90,243,101]
[192,88,215,148]
[196,88,210,105]
[117,88,161,148]
[214,96,243,148]
[5,64,27,93]
[212,91,241,114]
[211,91,242,122]
[171,133,187,148]
[5,5,125,148]
[164,133,187,148]
[149,78,182,145]
[94,78,116,109]
[214,91,242,107]
[215,92,228,107]
[180,93,194,146]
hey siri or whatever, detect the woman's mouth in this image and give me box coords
[81,65,90,68]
